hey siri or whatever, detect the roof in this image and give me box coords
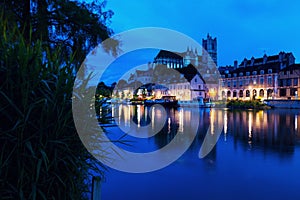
[154,50,183,60]
[238,52,294,67]
[279,64,300,72]
[175,64,205,83]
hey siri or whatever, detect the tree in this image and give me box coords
[0,1,119,199]
[1,0,119,66]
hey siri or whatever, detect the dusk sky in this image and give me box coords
[105,0,300,66]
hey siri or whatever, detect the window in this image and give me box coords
[195,78,197,82]
[287,79,291,86]
[228,81,231,87]
[228,74,231,78]
[268,69,272,74]
[233,73,237,77]
[253,90,257,97]
[260,77,264,85]
[222,81,225,87]
[259,89,264,97]
[239,90,243,97]
[239,80,243,86]
[246,72,250,76]
[253,78,257,85]
[233,91,237,97]
[293,78,298,86]
[198,85,202,89]
[222,91,226,98]
[282,79,287,86]
[279,89,286,97]
[233,81,236,87]
[260,70,264,75]
[267,89,273,98]
[239,72,243,76]
[246,90,250,97]
[245,79,250,86]
[253,71,257,75]
[227,91,231,97]
[290,70,293,75]
[268,76,272,85]
[290,88,297,96]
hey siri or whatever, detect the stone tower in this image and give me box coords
[202,33,217,67]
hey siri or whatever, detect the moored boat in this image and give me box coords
[144,96,178,107]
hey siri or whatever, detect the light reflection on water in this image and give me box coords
[102,105,300,200]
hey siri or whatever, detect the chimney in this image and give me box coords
[243,58,247,68]
[250,57,255,66]
[263,54,267,64]
[234,60,238,69]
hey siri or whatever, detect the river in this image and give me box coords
[100,105,300,200]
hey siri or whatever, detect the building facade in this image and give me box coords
[277,64,300,99]
[218,52,296,100]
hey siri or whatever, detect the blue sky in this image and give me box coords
[105,0,300,66]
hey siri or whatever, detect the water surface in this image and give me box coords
[101,105,300,200]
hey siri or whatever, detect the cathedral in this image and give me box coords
[153,33,218,69]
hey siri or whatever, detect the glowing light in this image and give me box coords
[224,111,228,141]
[152,106,155,129]
[248,112,253,139]
[168,117,171,133]
[295,115,298,131]
[179,109,184,132]
[210,109,215,135]
[137,105,141,128]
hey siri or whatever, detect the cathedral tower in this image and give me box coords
[202,34,217,66]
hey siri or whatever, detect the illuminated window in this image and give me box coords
[246,90,250,97]
[253,78,257,85]
[268,76,272,85]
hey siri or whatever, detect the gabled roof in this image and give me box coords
[175,64,205,83]
[154,50,183,60]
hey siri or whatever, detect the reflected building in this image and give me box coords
[221,109,300,153]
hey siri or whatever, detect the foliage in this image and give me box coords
[1,0,119,66]
[96,82,112,98]
[0,10,106,200]
[226,99,270,109]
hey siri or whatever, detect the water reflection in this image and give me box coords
[224,109,300,154]
[102,106,300,200]
[107,105,300,155]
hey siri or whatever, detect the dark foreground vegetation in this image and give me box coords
[0,0,117,199]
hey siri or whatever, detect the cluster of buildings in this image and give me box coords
[114,34,300,101]
[219,52,300,100]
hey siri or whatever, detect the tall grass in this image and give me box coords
[0,17,103,199]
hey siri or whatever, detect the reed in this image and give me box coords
[0,17,104,199]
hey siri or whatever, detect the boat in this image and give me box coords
[144,95,178,107]
[178,98,215,108]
